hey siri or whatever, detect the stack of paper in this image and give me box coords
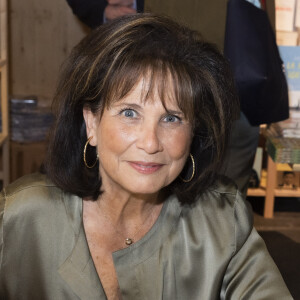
[267,136,300,163]
[268,118,300,138]
[8,97,54,143]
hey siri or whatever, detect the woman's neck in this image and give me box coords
[96,188,162,225]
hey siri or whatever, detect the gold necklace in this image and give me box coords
[97,201,158,246]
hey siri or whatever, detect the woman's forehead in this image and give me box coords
[103,68,194,122]
[111,76,179,108]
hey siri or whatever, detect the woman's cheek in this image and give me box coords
[162,128,192,158]
[100,122,138,152]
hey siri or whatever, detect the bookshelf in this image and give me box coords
[246,1,300,217]
[247,134,300,218]
[0,0,9,187]
[248,161,300,218]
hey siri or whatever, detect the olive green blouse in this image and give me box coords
[0,173,292,299]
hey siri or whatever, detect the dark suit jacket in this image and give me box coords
[145,0,275,52]
[224,0,289,125]
[66,0,144,28]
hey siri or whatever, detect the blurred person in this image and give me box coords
[66,0,144,28]
[279,171,297,190]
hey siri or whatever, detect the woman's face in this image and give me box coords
[83,78,193,196]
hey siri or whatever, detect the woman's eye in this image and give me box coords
[121,109,137,118]
[163,115,181,123]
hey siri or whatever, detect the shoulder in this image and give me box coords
[181,175,253,252]
[2,172,61,207]
[195,175,249,215]
[205,175,240,205]
[4,172,57,196]
[0,174,83,293]
[0,173,68,224]
[1,172,82,226]
[203,176,251,216]
[0,173,82,248]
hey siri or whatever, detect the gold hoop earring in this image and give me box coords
[180,154,195,183]
[83,136,98,168]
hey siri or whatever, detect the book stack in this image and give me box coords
[266,136,300,163]
[275,0,299,46]
[266,109,300,163]
[267,117,300,138]
[9,97,54,143]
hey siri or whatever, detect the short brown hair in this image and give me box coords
[45,13,239,203]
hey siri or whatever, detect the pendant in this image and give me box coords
[125,238,133,245]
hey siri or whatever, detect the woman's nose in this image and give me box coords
[136,123,163,154]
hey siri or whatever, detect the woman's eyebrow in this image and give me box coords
[113,102,142,110]
[113,102,184,116]
[165,109,184,116]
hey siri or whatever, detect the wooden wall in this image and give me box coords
[145,0,275,51]
[8,0,235,107]
[145,0,228,51]
[9,0,90,106]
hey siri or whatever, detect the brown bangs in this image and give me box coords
[101,56,195,122]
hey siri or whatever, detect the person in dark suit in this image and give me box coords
[66,0,144,28]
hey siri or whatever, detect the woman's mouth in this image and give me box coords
[128,161,164,174]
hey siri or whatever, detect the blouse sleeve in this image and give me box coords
[220,196,292,299]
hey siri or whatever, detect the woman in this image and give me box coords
[0,14,291,299]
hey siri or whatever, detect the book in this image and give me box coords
[276,31,298,46]
[275,0,296,32]
[267,117,300,138]
[278,46,300,107]
[295,0,300,27]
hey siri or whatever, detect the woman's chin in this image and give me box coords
[126,184,164,196]
[119,179,170,197]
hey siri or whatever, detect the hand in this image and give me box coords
[105,0,136,21]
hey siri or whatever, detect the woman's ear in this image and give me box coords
[83,107,98,146]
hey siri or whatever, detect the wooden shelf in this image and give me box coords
[0,58,6,68]
[0,133,8,146]
[249,186,300,198]
[247,188,266,197]
[0,0,9,187]
[274,188,300,197]
[250,152,300,218]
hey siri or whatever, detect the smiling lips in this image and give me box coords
[128,161,164,174]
